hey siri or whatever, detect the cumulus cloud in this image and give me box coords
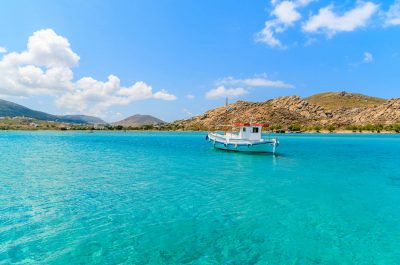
[217,75,294,88]
[256,0,313,47]
[363,52,373,63]
[256,1,400,47]
[186,94,195,100]
[55,76,175,115]
[0,29,77,96]
[0,47,7,53]
[385,0,400,26]
[272,1,302,25]
[255,21,284,47]
[207,74,294,100]
[153,90,177,100]
[302,2,379,36]
[205,86,248,100]
[0,29,176,116]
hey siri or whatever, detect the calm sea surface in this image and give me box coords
[1,132,400,264]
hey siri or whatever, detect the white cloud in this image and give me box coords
[363,52,373,63]
[385,0,400,26]
[255,21,283,47]
[2,29,80,68]
[216,75,294,88]
[256,0,313,47]
[186,94,195,100]
[302,2,379,36]
[205,86,248,100]
[207,74,293,100]
[0,28,176,116]
[257,1,400,47]
[0,47,7,53]
[56,76,176,115]
[272,1,302,25]
[153,89,177,100]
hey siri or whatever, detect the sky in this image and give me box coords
[0,0,399,122]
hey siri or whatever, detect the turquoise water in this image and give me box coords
[1,132,400,264]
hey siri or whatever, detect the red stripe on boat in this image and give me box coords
[233,122,269,127]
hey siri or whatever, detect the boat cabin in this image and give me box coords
[228,123,266,141]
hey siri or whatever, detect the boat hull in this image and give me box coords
[206,133,278,153]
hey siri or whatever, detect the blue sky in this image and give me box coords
[0,0,399,121]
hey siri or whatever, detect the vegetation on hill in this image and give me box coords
[305,91,385,110]
[0,117,180,131]
[1,116,400,133]
[0,117,93,130]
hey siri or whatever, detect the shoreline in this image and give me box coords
[0,129,399,134]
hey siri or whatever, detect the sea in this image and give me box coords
[0,132,400,264]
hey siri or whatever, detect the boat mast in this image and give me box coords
[224,96,228,134]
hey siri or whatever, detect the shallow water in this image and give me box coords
[0,132,400,264]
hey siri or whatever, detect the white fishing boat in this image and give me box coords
[206,122,279,153]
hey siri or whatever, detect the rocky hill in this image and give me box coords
[175,92,399,130]
[113,114,165,127]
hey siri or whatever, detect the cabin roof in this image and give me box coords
[233,122,268,127]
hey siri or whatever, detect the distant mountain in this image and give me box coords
[0,99,61,121]
[61,115,106,124]
[305,91,385,110]
[0,99,105,124]
[113,114,165,127]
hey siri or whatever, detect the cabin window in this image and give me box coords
[242,127,246,132]
[252,127,259,133]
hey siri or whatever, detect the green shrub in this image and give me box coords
[375,124,384,133]
[313,125,322,132]
[393,124,400,133]
[326,125,336,132]
[288,124,302,132]
[363,124,375,131]
[345,125,359,132]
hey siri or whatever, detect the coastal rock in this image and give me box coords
[351,99,400,125]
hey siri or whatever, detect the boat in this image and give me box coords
[206,122,279,153]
